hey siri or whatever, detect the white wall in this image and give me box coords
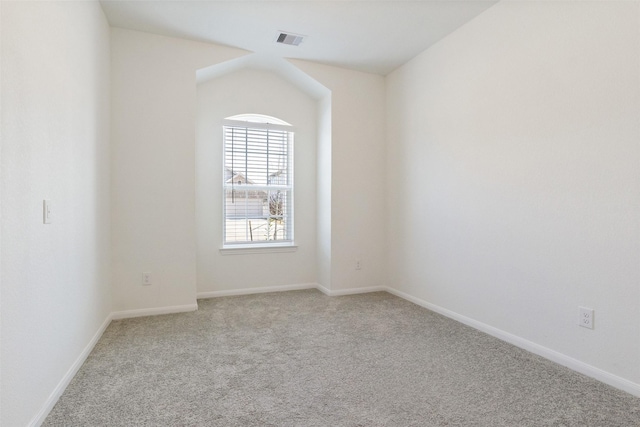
[111,28,246,311]
[196,68,317,292]
[316,93,332,289]
[6,2,637,424]
[290,60,387,292]
[1,2,112,425]
[386,1,640,388]
[0,2,4,421]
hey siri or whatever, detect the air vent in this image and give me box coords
[276,31,305,46]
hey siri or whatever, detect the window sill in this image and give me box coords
[219,245,298,255]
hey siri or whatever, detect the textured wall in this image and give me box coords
[289,60,388,292]
[110,28,246,311]
[316,93,332,289]
[1,2,112,424]
[386,1,640,387]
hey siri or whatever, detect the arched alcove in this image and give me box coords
[196,61,332,294]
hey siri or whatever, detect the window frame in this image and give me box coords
[221,117,295,250]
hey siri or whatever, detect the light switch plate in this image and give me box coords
[43,200,52,224]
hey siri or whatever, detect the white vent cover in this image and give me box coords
[276,31,305,46]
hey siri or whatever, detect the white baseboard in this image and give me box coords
[28,284,639,427]
[197,283,317,299]
[384,287,640,398]
[29,303,197,425]
[315,284,331,295]
[316,284,386,297]
[198,283,386,299]
[28,313,113,427]
[111,303,198,320]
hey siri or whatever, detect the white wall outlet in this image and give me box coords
[355,258,362,270]
[43,199,52,224]
[142,272,152,286]
[579,306,594,329]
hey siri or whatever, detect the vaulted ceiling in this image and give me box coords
[100,0,497,75]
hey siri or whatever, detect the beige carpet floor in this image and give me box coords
[44,290,640,426]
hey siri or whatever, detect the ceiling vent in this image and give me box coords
[276,31,305,46]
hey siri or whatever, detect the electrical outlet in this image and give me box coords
[355,259,362,270]
[579,307,594,329]
[142,272,152,286]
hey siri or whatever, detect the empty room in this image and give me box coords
[2,0,640,425]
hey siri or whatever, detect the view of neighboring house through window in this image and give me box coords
[223,114,294,247]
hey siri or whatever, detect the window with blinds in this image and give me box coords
[222,115,294,247]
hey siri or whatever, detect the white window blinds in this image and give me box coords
[223,120,294,246]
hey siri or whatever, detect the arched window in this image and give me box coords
[226,114,291,126]
[222,114,294,247]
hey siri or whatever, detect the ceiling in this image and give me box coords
[100,1,498,76]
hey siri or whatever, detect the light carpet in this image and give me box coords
[44,290,640,426]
